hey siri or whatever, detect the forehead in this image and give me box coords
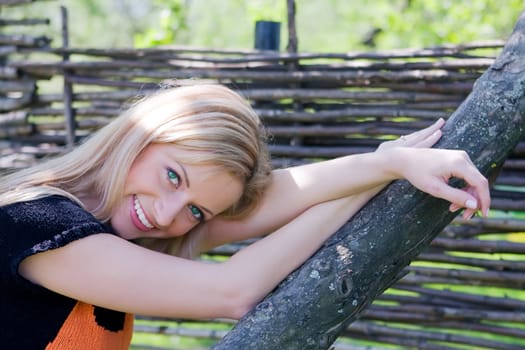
[141,143,231,177]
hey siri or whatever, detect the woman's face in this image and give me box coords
[110,144,244,240]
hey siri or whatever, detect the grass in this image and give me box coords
[131,319,231,349]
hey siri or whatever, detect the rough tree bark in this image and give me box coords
[212,11,525,350]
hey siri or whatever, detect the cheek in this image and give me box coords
[165,216,199,238]
[124,167,142,193]
[110,199,134,239]
[125,164,160,194]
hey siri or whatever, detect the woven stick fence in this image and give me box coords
[2,2,525,349]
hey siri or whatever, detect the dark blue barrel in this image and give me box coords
[254,20,281,51]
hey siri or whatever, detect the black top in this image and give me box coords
[0,195,133,349]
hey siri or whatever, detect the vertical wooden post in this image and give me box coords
[286,0,303,153]
[61,6,75,148]
[286,0,298,53]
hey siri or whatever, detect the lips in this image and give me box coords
[130,195,154,231]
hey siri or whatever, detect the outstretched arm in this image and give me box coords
[16,120,491,320]
[193,118,490,252]
[19,194,360,320]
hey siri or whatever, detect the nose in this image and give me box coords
[153,192,186,228]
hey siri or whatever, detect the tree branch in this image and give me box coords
[212,10,525,350]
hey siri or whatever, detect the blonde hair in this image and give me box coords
[0,84,271,253]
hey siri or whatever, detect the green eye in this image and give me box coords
[167,168,180,187]
[189,205,204,222]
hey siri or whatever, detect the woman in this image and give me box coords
[0,84,489,349]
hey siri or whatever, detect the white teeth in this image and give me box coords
[134,197,154,229]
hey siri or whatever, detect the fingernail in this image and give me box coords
[465,199,477,209]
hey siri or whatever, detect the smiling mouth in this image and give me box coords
[133,195,154,230]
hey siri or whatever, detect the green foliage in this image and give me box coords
[4,0,522,51]
[134,0,188,48]
[241,0,287,22]
[131,0,524,51]
[374,0,524,49]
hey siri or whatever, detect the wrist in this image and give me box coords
[378,147,407,181]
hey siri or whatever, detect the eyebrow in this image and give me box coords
[177,162,215,217]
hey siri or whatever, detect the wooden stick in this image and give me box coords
[417,252,525,271]
[60,6,75,148]
[395,285,525,310]
[0,34,51,47]
[10,60,481,82]
[0,0,35,6]
[346,321,523,350]
[0,66,20,79]
[0,80,35,93]
[0,111,27,126]
[286,0,298,53]
[431,237,525,253]
[41,40,504,62]
[0,18,50,26]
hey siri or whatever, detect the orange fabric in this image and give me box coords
[45,302,133,350]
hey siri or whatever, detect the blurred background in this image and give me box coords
[2,0,524,51]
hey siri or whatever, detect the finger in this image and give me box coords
[449,191,482,219]
[443,158,490,217]
[420,118,445,137]
[449,201,478,219]
[399,118,444,147]
[423,178,481,215]
[464,185,484,214]
[454,168,491,217]
[412,129,442,148]
[462,207,477,220]
[449,202,461,212]
[407,118,444,142]
[443,150,490,216]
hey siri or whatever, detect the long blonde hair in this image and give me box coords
[0,84,271,242]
